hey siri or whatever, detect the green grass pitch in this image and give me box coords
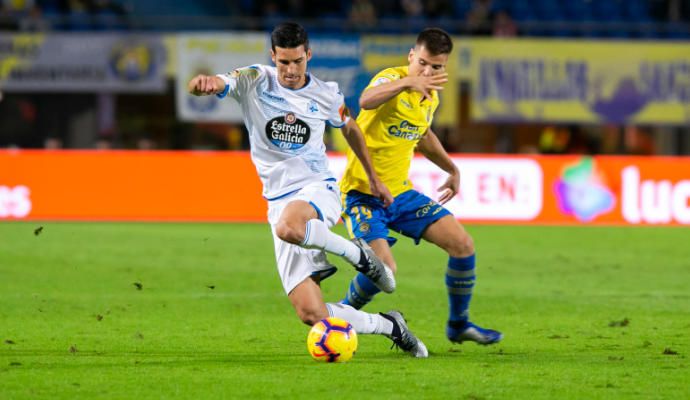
[1,222,688,399]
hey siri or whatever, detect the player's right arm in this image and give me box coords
[188,66,262,98]
[359,73,448,109]
[187,75,225,96]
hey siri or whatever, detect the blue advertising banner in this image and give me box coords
[309,35,362,112]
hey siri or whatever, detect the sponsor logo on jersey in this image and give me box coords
[261,90,287,103]
[265,113,311,150]
[387,120,424,141]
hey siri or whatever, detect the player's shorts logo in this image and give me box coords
[415,200,441,218]
[266,114,311,150]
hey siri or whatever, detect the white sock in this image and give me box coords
[301,219,362,265]
[326,303,393,335]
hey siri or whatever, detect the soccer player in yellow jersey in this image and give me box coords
[340,28,502,345]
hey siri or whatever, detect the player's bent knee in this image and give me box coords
[296,306,328,326]
[275,221,305,244]
[448,233,475,258]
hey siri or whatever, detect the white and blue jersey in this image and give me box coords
[216,64,349,200]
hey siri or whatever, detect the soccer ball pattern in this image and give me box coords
[307,317,358,363]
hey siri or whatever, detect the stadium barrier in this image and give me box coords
[2,150,689,225]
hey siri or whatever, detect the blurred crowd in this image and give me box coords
[0,0,129,31]
[1,0,689,37]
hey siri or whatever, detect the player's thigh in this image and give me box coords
[269,181,340,228]
[422,214,474,258]
[387,190,451,244]
[293,180,342,227]
[279,200,318,225]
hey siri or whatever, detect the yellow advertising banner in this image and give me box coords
[457,38,690,125]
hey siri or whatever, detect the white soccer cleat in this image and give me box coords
[351,238,396,293]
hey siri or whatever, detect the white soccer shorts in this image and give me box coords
[267,180,342,294]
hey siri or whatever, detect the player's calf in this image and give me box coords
[341,272,381,310]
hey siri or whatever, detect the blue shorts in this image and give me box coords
[342,189,452,246]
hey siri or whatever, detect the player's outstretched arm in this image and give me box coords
[188,74,225,96]
[341,118,394,207]
[359,73,448,109]
[417,128,460,205]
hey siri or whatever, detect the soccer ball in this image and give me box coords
[307,317,358,363]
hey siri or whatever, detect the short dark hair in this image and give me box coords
[416,28,453,55]
[271,22,309,51]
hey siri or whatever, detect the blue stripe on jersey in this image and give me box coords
[326,119,347,128]
[216,84,230,99]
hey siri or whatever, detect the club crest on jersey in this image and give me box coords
[307,100,319,113]
[266,113,311,150]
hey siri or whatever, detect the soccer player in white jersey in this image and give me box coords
[187,22,427,357]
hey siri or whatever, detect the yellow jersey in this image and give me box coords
[340,66,439,197]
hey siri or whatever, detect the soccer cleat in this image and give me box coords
[446,321,503,345]
[380,311,429,358]
[351,238,396,294]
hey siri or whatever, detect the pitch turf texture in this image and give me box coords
[1,222,688,399]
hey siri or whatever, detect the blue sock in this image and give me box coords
[446,254,476,325]
[341,272,381,310]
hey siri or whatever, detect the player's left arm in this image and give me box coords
[417,128,460,205]
[340,118,394,207]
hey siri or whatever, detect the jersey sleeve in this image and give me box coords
[365,68,402,90]
[215,64,262,100]
[326,83,350,128]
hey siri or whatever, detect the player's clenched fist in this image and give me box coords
[188,74,224,96]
